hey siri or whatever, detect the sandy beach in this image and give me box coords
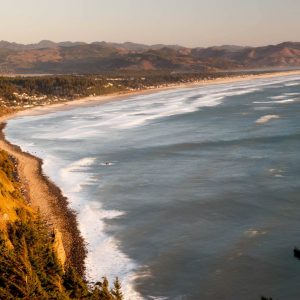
[0,69,299,276]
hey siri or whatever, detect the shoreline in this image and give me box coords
[0,69,300,279]
[1,69,300,123]
[0,123,86,276]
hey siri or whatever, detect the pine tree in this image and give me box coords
[111,277,123,300]
[100,277,113,300]
[90,285,101,299]
[62,265,89,298]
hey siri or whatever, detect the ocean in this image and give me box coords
[5,75,300,299]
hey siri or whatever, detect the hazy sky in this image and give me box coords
[1,0,300,47]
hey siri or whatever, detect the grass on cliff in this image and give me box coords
[0,150,123,299]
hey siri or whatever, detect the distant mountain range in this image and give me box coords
[1,40,300,74]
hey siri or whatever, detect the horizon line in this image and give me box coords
[1,39,299,49]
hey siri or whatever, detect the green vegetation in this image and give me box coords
[0,214,123,299]
[0,150,123,299]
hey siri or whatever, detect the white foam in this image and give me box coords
[285,92,300,96]
[244,229,267,237]
[43,155,144,299]
[77,202,143,300]
[255,115,280,124]
[253,106,272,111]
[269,95,287,100]
[57,160,144,299]
[19,75,300,141]
[32,83,264,137]
[253,99,295,104]
[61,157,96,173]
[59,157,97,193]
[269,168,285,178]
[276,99,295,103]
[253,101,274,104]
[285,82,299,86]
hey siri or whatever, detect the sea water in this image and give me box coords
[5,75,300,299]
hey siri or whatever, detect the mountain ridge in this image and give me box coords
[1,40,300,74]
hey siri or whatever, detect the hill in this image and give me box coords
[0,41,300,74]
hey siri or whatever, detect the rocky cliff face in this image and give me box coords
[53,228,67,267]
